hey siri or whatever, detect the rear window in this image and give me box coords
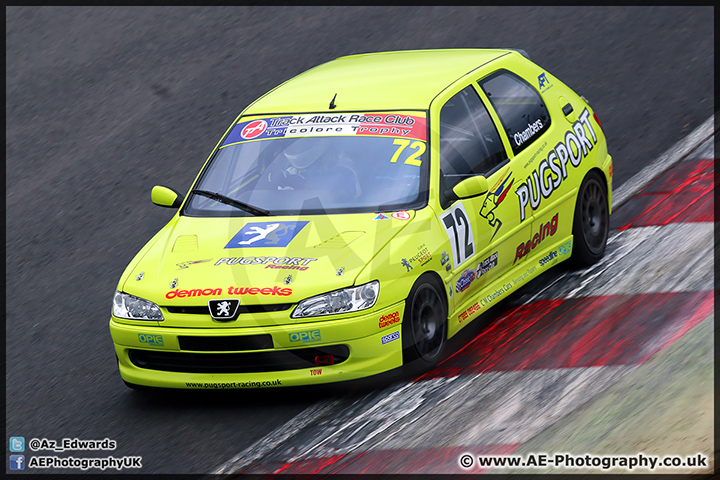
[479,70,550,155]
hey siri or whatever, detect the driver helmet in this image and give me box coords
[283,138,329,169]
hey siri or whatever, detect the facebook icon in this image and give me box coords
[10,454,25,470]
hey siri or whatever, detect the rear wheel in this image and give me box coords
[402,275,447,372]
[570,171,609,267]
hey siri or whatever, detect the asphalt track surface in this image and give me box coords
[5,6,714,475]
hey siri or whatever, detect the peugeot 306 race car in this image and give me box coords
[110,49,612,390]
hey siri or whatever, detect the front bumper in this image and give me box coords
[109,302,405,389]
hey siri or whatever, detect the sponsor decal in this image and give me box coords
[221,113,427,147]
[225,221,308,248]
[514,213,559,264]
[441,251,450,266]
[538,250,558,266]
[209,299,241,321]
[524,140,548,169]
[538,72,553,93]
[480,283,513,307]
[373,213,390,220]
[455,269,475,293]
[446,263,452,272]
[381,330,400,345]
[176,259,212,270]
[241,120,268,139]
[135,272,144,281]
[513,119,544,148]
[310,368,322,376]
[512,265,537,286]
[216,257,317,270]
[166,287,222,300]
[289,329,321,343]
[165,285,292,300]
[401,244,431,272]
[138,334,164,347]
[558,240,572,256]
[169,278,178,288]
[516,108,598,222]
[227,285,293,296]
[336,267,344,276]
[458,301,480,323]
[440,203,475,267]
[480,169,514,240]
[379,311,400,329]
[448,283,453,299]
[391,210,411,220]
[476,251,498,279]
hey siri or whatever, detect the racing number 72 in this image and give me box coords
[440,203,475,267]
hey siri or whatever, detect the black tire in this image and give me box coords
[402,274,448,372]
[570,171,609,267]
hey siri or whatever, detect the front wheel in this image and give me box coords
[402,275,448,372]
[570,171,609,267]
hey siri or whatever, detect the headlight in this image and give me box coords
[292,281,379,318]
[113,291,164,321]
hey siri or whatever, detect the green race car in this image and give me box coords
[110,49,612,389]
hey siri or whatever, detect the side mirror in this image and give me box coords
[451,176,489,199]
[151,185,184,208]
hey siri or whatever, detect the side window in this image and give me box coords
[479,70,550,155]
[439,86,507,191]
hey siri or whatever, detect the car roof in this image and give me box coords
[242,49,513,115]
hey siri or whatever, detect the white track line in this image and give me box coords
[612,115,714,208]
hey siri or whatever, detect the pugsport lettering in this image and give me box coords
[516,108,598,222]
[165,286,292,300]
[215,257,317,269]
[514,213,558,264]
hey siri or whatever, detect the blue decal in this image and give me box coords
[138,334,164,347]
[373,213,390,220]
[289,329,321,343]
[538,72,548,89]
[558,240,572,256]
[381,330,400,345]
[225,221,308,248]
[455,269,476,293]
[221,116,293,147]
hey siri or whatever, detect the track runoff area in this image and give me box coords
[211,116,715,475]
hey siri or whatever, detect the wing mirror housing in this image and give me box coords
[451,175,489,200]
[151,185,184,208]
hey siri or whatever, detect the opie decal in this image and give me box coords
[516,108,597,222]
[225,221,308,248]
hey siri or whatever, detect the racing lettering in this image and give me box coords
[513,213,558,264]
[516,108,598,221]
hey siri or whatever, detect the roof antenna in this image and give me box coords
[329,93,337,109]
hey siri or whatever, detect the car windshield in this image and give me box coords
[183,112,429,216]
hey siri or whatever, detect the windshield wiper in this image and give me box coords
[191,190,270,216]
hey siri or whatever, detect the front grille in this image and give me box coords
[165,304,292,315]
[178,334,273,351]
[128,345,350,373]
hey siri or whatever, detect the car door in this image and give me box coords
[436,85,527,306]
[477,69,563,270]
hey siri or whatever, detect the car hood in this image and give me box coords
[120,211,414,308]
